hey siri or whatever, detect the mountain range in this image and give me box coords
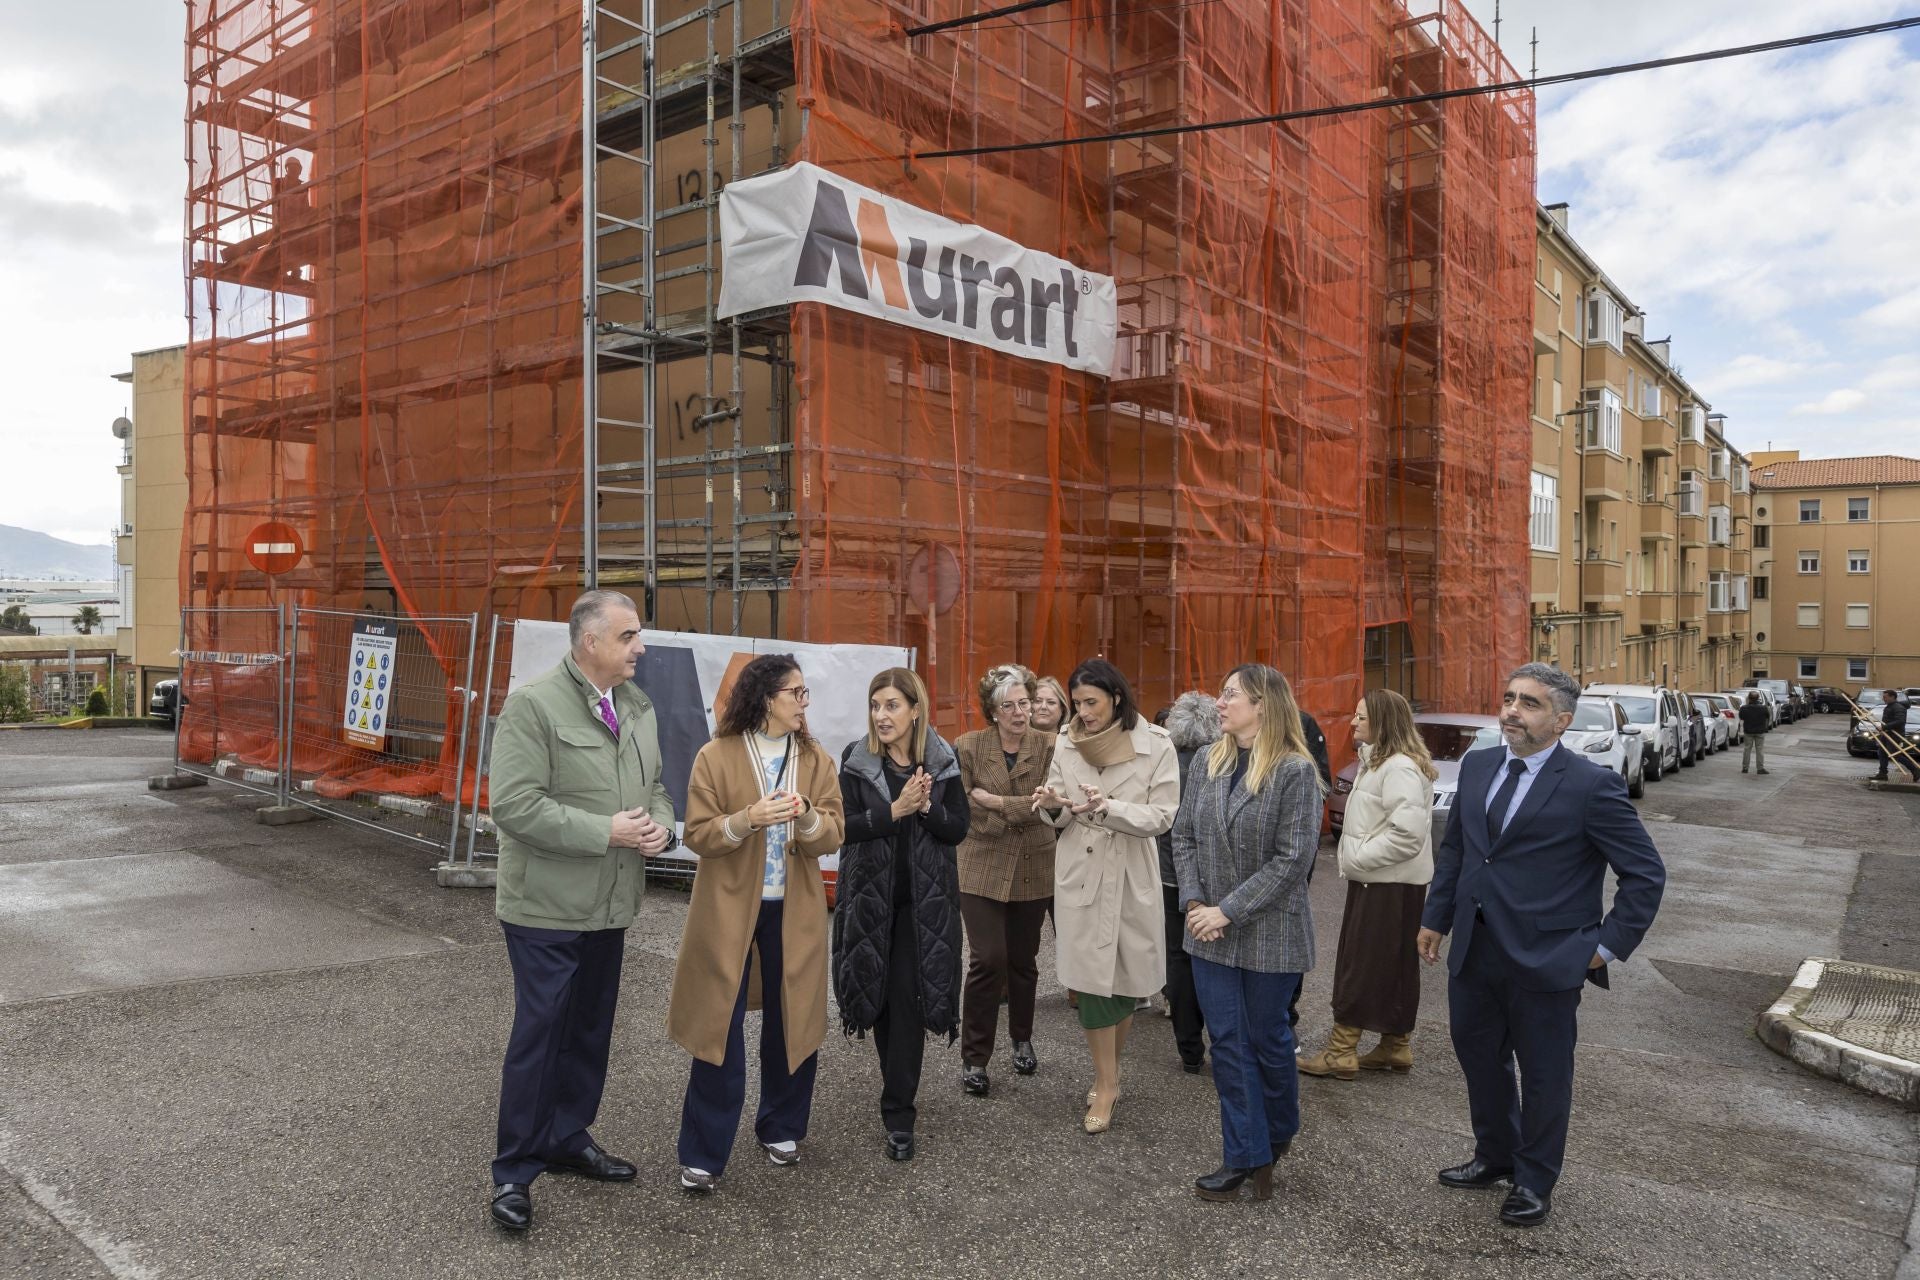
[0,525,115,581]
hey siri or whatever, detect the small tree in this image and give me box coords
[85,686,110,716]
[73,605,103,635]
[0,666,29,723]
[0,605,33,635]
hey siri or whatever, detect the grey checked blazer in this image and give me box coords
[1170,750,1322,975]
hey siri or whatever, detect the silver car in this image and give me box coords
[1567,695,1647,798]
[1329,712,1503,850]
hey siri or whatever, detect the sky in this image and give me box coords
[1,2,1916,548]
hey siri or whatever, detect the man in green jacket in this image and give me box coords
[488,590,676,1232]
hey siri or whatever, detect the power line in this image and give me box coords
[964,0,1223,34]
[911,14,1920,161]
[904,0,1069,38]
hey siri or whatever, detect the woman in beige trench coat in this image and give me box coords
[1033,658,1179,1134]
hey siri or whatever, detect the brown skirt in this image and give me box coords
[1330,880,1427,1035]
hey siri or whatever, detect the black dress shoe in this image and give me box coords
[1182,1057,1204,1074]
[961,1066,990,1096]
[546,1143,637,1182]
[1272,1138,1292,1161]
[1011,1041,1039,1075]
[1194,1163,1273,1203]
[1499,1185,1551,1226]
[489,1183,532,1231]
[1438,1156,1514,1189]
[885,1131,915,1161]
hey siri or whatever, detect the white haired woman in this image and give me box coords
[1156,691,1221,1072]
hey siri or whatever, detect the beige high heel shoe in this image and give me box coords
[1082,1088,1121,1134]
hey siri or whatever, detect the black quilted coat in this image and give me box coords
[831,732,968,1039]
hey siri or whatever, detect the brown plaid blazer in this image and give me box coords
[954,727,1057,901]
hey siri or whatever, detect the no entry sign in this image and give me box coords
[245,522,305,575]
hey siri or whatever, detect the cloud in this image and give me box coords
[1707,354,1824,390]
[1790,389,1869,415]
[1860,354,1920,391]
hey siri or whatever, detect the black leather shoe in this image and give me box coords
[489,1183,532,1231]
[1438,1156,1514,1189]
[546,1143,636,1182]
[886,1131,915,1161]
[1182,1057,1204,1074]
[1272,1138,1292,1161]
[1499,1185,1551,1226]
[1011,1041,1039,1075]
[1194,1163,1273,1202]
[961,1066,990,1096]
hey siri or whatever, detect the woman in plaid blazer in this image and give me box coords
[1171,663,1325,1204]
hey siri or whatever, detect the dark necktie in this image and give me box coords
[1485,757,1529,844]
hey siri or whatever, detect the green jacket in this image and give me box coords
[490,654,676,930]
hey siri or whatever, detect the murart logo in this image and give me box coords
[793,180,1088,360]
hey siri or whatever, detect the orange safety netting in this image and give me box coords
[182,0,585,796]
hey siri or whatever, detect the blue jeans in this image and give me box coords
[1191,955,1301,1168]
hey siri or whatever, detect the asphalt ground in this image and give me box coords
[1,720,1917,1279]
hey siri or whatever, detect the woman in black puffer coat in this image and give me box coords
[832,667,968,1162]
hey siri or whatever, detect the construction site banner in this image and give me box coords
[718,161,1117,376]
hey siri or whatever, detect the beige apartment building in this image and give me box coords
[1751,453,1920,693]
[1528,203,1753,695]
[111,345,188,706]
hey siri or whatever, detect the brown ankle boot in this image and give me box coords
[1297,1023,1361,1080]
[1357,1032,1413,1073]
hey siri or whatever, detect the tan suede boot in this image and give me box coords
[1357,1032,1413,1073]
[1297,1023,1361,1080]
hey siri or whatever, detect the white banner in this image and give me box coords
[719,161,1117,377]
[505,622,912,877]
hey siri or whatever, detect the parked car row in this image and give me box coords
[1846,689,1920,759]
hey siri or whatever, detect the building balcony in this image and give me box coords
[1534,286,1560,355]
[1582,450,1629,501]
[1531,553,1560,600]
[1678,438,1706,471]
[1707,543,1730,572]
[1678,512,1706,548]
[1638,591,1676,628]
[1678,590,1705,626]
[1576,556,1625,605]
[1640,502,1676,541]
[1708,610,1731,639]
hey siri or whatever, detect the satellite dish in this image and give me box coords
[111,416,133,439]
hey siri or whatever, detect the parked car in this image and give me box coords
[149,679,180,725]
[1807,686,1846,714]
[1329,712,1501,847]
[1689,693,1731,753]
[1789,684,1812,720]
[1744,677,1796,725]
[1586,683,1686,781]
[1701,692,1744,745]
[1679,696,1708,763]
[1567,695,1646,798]
[1848,702,1920,759]
[1728,686,1780,729]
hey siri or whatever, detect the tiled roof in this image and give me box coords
[1751,456,1920,490]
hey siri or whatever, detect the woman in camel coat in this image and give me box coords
[666,655,845,1194]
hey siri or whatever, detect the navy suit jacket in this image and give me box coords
[1421,742,1666,993]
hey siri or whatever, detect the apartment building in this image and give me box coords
[1751,452,1920,692]
[1529,203,1753,693]
[110,345,187,707]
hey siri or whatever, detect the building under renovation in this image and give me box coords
[181,0,1533,793]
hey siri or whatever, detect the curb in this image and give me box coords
[1757,958,1920,1110]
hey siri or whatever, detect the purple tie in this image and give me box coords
[597,694,620,739]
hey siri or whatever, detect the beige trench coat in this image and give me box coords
[665,734,845,1073]
[1044,720,1180,998]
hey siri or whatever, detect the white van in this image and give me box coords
[1585,683,1686,781]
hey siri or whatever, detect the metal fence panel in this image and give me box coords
[284,606,478,857]
[173,605,287,795]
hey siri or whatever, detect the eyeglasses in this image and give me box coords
[779,684,811,702]
[996,699,1033,714]
[1218,687,1257,704]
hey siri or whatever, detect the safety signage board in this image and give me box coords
[343,618,398,749]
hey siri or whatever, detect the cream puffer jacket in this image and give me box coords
[1334,747,1434,886]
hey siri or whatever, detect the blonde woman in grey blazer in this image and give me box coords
[1171,664,1324,1204]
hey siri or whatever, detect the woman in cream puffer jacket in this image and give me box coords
[1299,689,1435,1080]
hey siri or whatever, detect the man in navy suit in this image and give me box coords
[1416,663,1665,1227]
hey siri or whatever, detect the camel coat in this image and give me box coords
[666,734,846,1073]
[1044,719,1180,998]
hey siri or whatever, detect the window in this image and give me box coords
[1584,388,1623,454]
[1849,658,1869,681]
[1733,460,1749,493]
[1753,575,1769,600]
[1799,498,1821,522]
[1585,289,1625,351]
[1846,603,1870,628]
[1733,575,1749,610]
[1709,571,1729,612]
[1709,505,1730,544]
[1797,603,1820,627]
[1529,472,1559,551]
[1753,525,1770,548]
[1848,496,1870,522]
[1848,550,1870,574]
[1639,542,1657,591]
[1799,657,1820,679]
[1681,404,1704,440]
[1679,471,1703,516]
[1709,449,1728,480]
[1798,551,1820,574]
[1640,380,1662,418]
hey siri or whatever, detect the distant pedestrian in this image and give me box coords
[1418,663,1665,1228]
[954,664,1056,1097]
[1033,658,1179,1136]
[1031,676,1069,736]
[1738,691,1771,775]
[485,590,677,1232]
[1300,688,1434,1080]
[1156,691,1221,1073]
[667,655,846,1195]
[1171,664,1323,1204]
[832,668,968,1162]
[1871,689,1920,783]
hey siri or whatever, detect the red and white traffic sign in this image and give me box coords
[244,521,305,575]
